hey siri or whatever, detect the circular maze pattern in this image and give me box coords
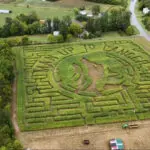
[16,40,150,130]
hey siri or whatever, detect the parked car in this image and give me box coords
[109,138,124,150]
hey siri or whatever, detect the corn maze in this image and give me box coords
[15,40,150,131]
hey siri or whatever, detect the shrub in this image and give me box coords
[21,35,30,45]
[92,5,100,15]
[125,25,136,35]
[47,34,64,43]
[143,17,150,31]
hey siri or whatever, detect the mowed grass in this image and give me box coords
[0,3,73,25]
[0,0,121,26]
[14,39,150,131]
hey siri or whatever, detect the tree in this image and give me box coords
[69,23,83,36]
[100,12,109,32]
[59,21,68,40]
[21,35,30,45]
[86,18,95,33]
[55,34,64,42]
[53,17,60,31]
[125,25,135,35]
[12,140,23,150]
[92,5,100,15]
[28,21,40,34]
[10,19,27,36]
[66,34,73,42]
[46,18,52,33]
[47,34,64,43]
[63,15,72,26]
[48,34,55,43]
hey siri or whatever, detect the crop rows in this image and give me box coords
[15,40,150,130]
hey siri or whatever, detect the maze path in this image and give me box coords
[15,40,150,130]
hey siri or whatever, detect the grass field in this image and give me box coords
[0,0,121,26]
[13,39,150,131]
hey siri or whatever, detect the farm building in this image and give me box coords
[53,31,60,36]
[143,7,150,15]
[0,9,12,14]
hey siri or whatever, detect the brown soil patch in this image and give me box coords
[82,59,104,91]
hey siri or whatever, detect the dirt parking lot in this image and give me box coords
[19,120,150,150]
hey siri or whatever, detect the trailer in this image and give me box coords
[0,10,12,14]
[122,123,139,129]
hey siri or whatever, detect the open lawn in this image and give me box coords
[14,39,150,131]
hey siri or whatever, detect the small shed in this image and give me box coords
[39,20,46,24]
[53,31,60,36]
[143,7,150,15]
[0,9,12,14]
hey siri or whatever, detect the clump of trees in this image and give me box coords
[0,7,133,42]
[138,0,150,10]
[0,40,23,150]
[138,0,150,31]
[85,8,131,38]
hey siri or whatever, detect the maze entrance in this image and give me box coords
[15,40,150,131]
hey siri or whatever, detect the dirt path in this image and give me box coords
[11,76,20,137]
[82,59,104,91]
[20,120,150,150]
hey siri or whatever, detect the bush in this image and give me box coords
[21,35,30,45]
[143,17,150,31]
[125,25,135,35]
[47,34,64,43]
[69,23,83,36]
[92,5,100,15]
[76,14,88,22]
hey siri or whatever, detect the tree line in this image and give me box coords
[0,7,134,43]
[0,40,23,150]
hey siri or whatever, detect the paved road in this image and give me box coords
[129,0,150,41]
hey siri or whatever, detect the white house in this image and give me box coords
[79,10,87,15]
[0,9,12,14]
[143,7,150,15]
[53,31,60,36]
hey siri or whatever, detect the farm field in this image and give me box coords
[14,40,150,131]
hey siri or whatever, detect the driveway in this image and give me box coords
[129,0,150,41]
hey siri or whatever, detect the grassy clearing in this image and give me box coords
[14,39,150,131]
